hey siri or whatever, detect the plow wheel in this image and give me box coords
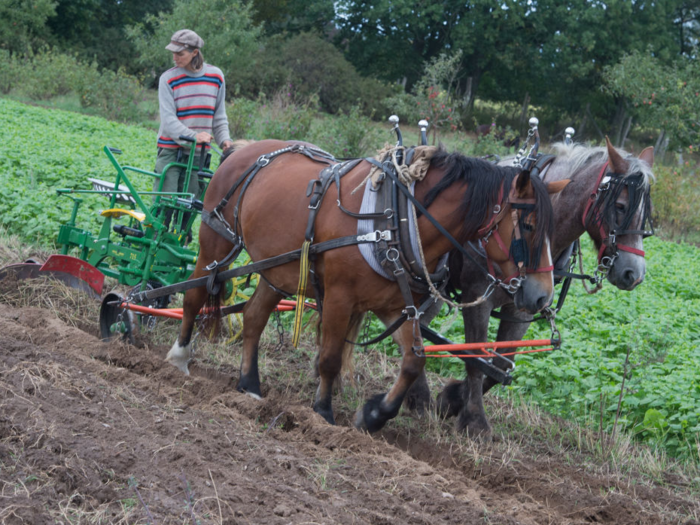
[100,292,136,344]
[224,253,259,343]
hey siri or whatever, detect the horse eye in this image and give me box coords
[615,203,627,213]
[522,222,534,232]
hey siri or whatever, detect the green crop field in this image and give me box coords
[1,98,699,461]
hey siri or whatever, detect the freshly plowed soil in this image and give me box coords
[0,300,698,524]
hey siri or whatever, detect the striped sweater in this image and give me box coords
[157,64,231,150]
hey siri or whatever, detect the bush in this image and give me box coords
[226,97,262,139]
[77,65,145,123]
[17,48,82,100]
[0,50,21,94]
[311,105,384,158]
[650,163,700,242]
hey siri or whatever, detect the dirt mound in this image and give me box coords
[0,302,698,524]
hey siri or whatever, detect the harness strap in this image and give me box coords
[130,232,389,303]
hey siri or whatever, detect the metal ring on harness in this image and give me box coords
[386,248,400,263]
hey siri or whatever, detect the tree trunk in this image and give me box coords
[519,92,530,135]
[611,98,627,147]
[577,103,590,138]
[654,129,666,154]
[619,116,633,148]
[586,105,606,141]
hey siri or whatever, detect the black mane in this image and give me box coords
[424,148,554,270]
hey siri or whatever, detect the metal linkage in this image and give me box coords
[513,117,540,169]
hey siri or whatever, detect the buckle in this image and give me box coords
[357,230,392,243]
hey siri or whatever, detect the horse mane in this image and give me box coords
[424,148,554,270]
[549,142,655,188]
[550,142,654,233]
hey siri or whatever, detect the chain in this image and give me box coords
[357,312,373,351]
[542,307,561,349]
[273,308,285,351]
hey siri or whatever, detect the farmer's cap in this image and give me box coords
[165,29,204,52]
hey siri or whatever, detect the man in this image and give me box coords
[155,29,234,203]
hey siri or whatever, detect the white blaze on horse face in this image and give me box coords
[166,340,191,375]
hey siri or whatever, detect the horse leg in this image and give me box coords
[166,285,209,375]
[355,316,426,433]
[456,364,491,439]
[313,297,355,425]
[435,302,492,419]
[404,298,443,413]
[482,303,531,395]
[238,282,282,398]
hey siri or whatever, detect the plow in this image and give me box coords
[0,120,561,387]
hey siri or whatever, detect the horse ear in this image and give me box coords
[605,136,628,173]
[638,146,654,168]
[515,169,532,196]
[546,179,571,195]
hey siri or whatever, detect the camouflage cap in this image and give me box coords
[165,29,204,52]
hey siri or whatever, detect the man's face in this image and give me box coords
[172,48,196,70]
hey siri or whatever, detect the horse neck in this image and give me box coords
[546,157,605,258]
[413,172,468,265]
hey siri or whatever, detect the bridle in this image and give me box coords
[582,161,653,281]
[477,176,553,294]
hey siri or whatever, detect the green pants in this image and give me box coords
[154,148,203,199]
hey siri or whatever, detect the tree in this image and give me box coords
[603,49,700,150]
[47,0,173,73]
[0,0,56,54]
[250,0,336,36]
[126,0,261,92]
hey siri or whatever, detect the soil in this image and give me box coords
[0,298,698,524]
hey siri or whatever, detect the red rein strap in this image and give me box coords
[584,161,645,262]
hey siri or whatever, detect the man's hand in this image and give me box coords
[222,139,234,151]
[195,132,213,144]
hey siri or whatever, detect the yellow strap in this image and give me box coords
[292,240,311,348]
[100,208,146,222]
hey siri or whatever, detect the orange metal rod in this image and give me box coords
[423,339,552,352]
[426,348,553,358]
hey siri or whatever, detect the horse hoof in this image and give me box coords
[354,393,398,434]
[457,410,492,441]
[436,380,463,419]
[165,341,191,375]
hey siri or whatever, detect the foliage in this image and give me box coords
[310,105,384,158]
[250,0,335,35]
[0,48,146,122]
[384,52,463,143]
[77,65,146,123]
[603,50,700,149]
[243,32,396,116]
[0,49,22,94]
[126,0,261,93]
[14,47,81,100]
[650,163,700,242]
[0,0,56,54]
[47,0,174,74]
[0,98,157,244]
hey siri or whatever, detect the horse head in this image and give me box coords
[584,138,654,291]
[479,169,569,314]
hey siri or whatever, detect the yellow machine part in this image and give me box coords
[100,208,146,222]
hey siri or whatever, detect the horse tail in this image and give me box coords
[202,288,222,339]
[341,312,365,387]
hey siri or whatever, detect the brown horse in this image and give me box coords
[166,139,567,433]
[412,138,654,438]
